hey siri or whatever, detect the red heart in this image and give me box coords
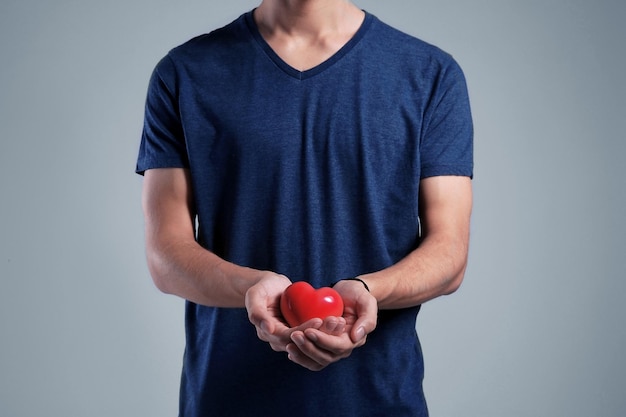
[280,281,344,327]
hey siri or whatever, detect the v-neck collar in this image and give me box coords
[244,9,373,81]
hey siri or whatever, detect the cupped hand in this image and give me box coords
[286,279,378,371]
[245,273,323,352]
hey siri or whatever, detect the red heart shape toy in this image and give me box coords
[280,281,344,327]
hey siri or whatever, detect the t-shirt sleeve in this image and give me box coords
[419,56,473,179]
[135,55,189,175]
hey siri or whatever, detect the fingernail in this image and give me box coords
[355,326,365,341]
[292,333,305,345]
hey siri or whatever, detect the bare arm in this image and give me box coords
[360,176,473,309]
[141,167,377,371]
[287,176,470,370]
[141,167,289,307]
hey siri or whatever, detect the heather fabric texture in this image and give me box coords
[137,10,473,417]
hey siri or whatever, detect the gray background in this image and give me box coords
[1,0,624,416]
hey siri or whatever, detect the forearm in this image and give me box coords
[142,168,280,308]
[360,231,469,310]
[146,237,275,307]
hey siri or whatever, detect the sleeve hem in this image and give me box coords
[420,164,473,180]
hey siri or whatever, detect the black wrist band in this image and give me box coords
[330,278,370,292]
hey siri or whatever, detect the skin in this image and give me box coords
[253,0,366,71]
[141,0,473,372]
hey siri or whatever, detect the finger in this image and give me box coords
[286,340,325,371]
[265,325,295,351]
[350,298,378,344]
[245,287,271,329]
[300,329,353,361]
[321,316,346,335]
[291,331,341,367]
[292,318,324,331]
[264,319,322,352]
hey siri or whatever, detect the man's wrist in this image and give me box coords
[330,277,370,292]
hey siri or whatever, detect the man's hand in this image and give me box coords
[246,274,324,353]
[285,279,378,371]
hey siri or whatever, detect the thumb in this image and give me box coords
[350,297,377,344]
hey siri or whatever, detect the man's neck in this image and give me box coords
[255,0,363,40]
[253,0,365,71]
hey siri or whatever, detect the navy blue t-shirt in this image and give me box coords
[137,10,473,417]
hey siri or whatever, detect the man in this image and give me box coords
[137,0,473,415]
